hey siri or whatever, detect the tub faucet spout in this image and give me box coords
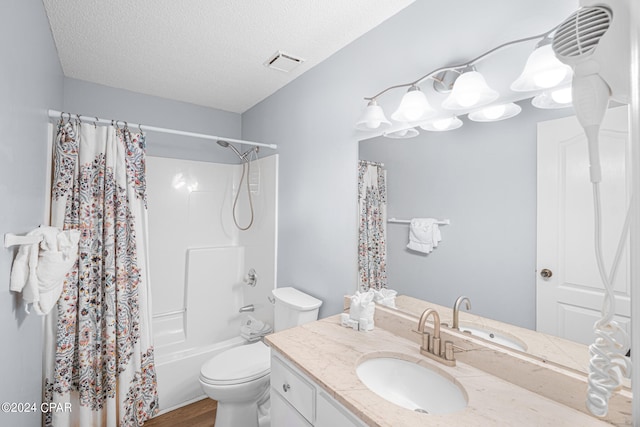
[239,304,255,313]
[452,296,472,330]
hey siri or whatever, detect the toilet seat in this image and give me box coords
[200,341,270,386]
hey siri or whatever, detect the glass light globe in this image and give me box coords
[482,104,506,120]
[391,86,435,122]
[418,116,463,132]
[355,100,391,131]
[468,102,521,122]
[511,44,572,91]
[442,71,498,111]
[432,117,453,130]
[551,87,572,104]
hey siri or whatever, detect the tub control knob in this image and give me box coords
[282,383,291,393]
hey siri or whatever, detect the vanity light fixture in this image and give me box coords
[468,102,522,122]
[531,86,573,109]
[441,70,499,111]
[383,127,420,139]
[355,99,392,130]
[356,24,570,139]
[391,85,436,122]
[510,43,573,92]
[419,116,463,132]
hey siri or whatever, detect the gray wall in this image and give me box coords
[63,78,244,164]
[242,0,576,321]
[360,103,573,329]
[0,1,64,426]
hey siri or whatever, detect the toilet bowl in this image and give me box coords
[199,287,322,427]
[199,341,271,427]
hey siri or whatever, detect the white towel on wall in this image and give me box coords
[10,226,80,315]
[407,218,442,254]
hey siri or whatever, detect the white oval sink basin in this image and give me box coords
[459,325,527,352]
[356,357,467,415]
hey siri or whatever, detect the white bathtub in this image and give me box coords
[155,335,246,413]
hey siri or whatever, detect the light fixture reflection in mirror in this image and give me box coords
[468,102,522,122]
[531,86,573,109]
[419,116,463,132]
[383,127,420,139]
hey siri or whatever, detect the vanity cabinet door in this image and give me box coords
[271,354,315,423]
[271,387,313,427]
[315,391,366,427]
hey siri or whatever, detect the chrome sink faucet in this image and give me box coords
[417,308,455,366]
[453,296,472,330]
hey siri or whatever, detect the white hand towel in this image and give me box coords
[373,288,397,308]
[10,226,80,315]
[240,315,272,341]
[349,293,362,321]
[407,218,442,254]
[358,290,375,320]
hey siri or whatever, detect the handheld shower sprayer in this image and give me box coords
[216,139,243,158]
[552,2,631,417]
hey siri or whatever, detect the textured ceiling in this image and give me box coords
[43,0,415,113]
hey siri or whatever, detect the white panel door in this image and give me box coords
[536,106,631,345]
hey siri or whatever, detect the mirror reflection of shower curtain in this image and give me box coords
[44,120,159,426]
[358,160,387,291]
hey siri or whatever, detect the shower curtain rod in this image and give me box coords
[47,109,278,150]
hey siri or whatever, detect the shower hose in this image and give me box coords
[232,156,255,231]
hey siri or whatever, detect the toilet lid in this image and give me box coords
[200,341,270,385]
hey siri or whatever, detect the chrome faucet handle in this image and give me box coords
[244,268,258,287]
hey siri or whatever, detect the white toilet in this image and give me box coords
[199,287,322,427]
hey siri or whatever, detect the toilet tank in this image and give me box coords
[272,287,322,332]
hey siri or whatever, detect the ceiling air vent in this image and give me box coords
[264,51,305,73]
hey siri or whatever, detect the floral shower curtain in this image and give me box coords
[358,160,387,292]
[44,120,158,426]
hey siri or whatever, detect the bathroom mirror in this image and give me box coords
[358,102,632,375]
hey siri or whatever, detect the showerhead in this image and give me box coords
[217,140,244,159]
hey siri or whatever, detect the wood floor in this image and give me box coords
[144,399,217,427]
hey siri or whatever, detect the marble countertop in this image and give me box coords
[265,314,617,427]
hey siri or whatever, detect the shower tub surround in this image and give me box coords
[265,304,631,426]
[146,155,278,413]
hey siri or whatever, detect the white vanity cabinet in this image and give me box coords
[270,351,366,427]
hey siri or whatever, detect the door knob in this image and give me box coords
[540,269,553,279]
